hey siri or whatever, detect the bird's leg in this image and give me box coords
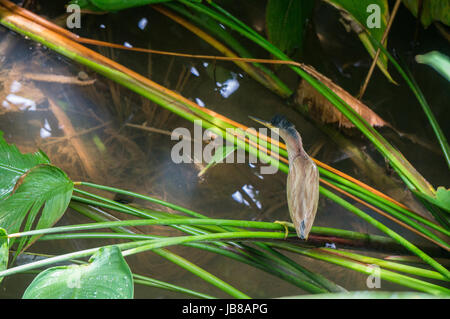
[274,220,291,239]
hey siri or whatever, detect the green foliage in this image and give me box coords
[2,1,449,298]
[0,131,50,200]
[402,0,450,28]
[323,0,394,83]
[378,46,450,169]
[0,132,73,253]
[0,228,7,284]
[162,2,294,97]
[436,187,450,212]
[416,187,450,213]
[178,1,438,197]
[70,0,200,11]
[283,291,445,299]
[416,51,450,82]
[23,246,133,299]
[265,0,314,55]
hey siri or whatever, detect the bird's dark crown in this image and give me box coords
[270,115,297,137]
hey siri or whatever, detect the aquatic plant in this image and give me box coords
[0,0,448,299]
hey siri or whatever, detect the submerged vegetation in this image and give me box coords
[0,0,449,299]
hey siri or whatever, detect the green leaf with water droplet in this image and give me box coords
[23,246,133,299]
[0,228,8,284]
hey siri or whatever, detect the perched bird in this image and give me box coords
[250,115,319,239]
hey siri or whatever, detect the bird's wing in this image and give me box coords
[287,156,320,239]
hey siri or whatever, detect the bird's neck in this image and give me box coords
[282,131,306,163]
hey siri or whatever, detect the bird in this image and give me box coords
[250,115,319,240]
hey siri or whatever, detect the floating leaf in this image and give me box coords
[323,0,395,83]
[402,0,450,28]
[266,0,315,55]
[0,133,73,252]
[416,51,450,82]
[23,246,133,299]
[0,228,8,284]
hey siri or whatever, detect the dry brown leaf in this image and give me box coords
[295,64,387,128]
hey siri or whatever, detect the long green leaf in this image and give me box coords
[0,228,7,284]
[416,51,450,82]
[322,0,395,82]
[266,0,314,55]
[282,291,446,298]
[70,0,183,11]
[321,187,450,279]
[274,243,450,296]
[402,0,450,28]
[179,0,436,198]
[133,273,215,299]
[366,35,450,171]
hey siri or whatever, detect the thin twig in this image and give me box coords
[125,122,201,144]
[41,121,112,146]
[358,0,402,99]
[24,73,96,85]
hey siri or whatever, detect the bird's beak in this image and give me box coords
[249,116,275,129]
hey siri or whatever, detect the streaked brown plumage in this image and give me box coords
[250,115,319,239]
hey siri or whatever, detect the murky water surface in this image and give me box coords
[0,0,449,298]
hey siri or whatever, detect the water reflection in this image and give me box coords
[190,66,200,77]
[194,97,205,107]
[138,17,148,30]
[216,72,240,98]
[40,118,52,139]
[231,184,262,210]
[2,79,38,112]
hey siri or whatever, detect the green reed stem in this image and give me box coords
[322,177,450,249]
[272,243,450,296]
[320,187,450,279]
[132,273,216,299]
[319,248,449,281]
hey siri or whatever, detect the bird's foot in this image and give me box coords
[274,220,290,239]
